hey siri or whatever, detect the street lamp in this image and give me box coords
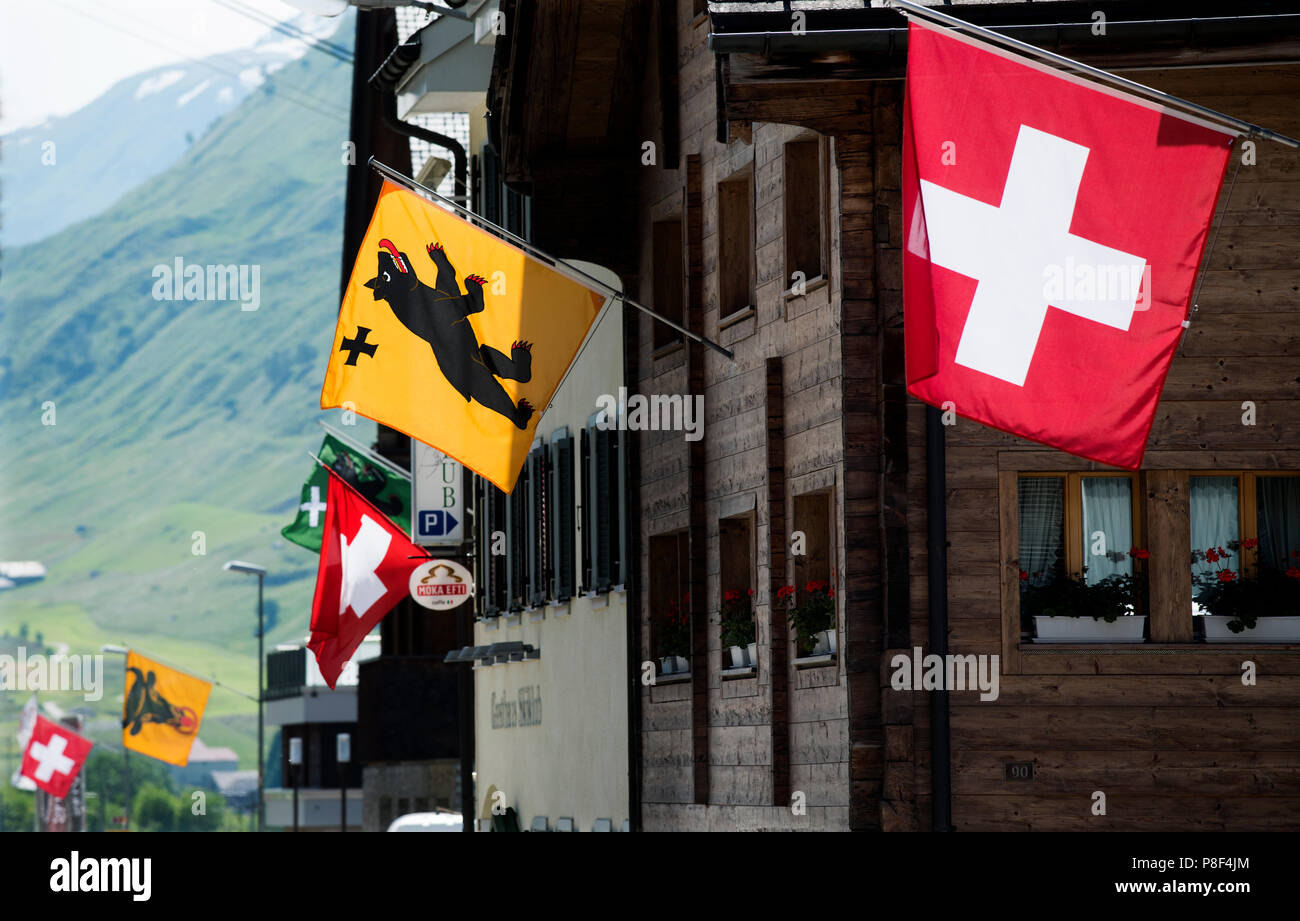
[224,560,268,833]
[337,732,351,833]
[288,736,302,833]
[100,644,131,832]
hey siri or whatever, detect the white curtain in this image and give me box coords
[1190,476,1239,616]
[1018,477,1063,586]
[1080,477,1133,584]
[1258,476,1300,572]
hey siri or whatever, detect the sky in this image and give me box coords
[0,0,319,133]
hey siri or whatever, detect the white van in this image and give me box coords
[386,812,465,832]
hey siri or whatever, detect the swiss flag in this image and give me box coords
[903,20,1233,469]
[308,468,426,688]
[21,715,93,799]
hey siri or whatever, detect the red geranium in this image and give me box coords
[1217,569,1237,583]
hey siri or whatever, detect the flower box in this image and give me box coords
[1033,615,1146,643]
[659,655,689,675]
[1202,615,1300,644]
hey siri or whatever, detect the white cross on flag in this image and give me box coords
[20,715,93,799]
[308,468,427,688]
[903,20,1233,468]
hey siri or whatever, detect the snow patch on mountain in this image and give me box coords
[135,69,187,99]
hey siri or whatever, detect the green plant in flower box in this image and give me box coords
[781,580,836,656]
[1192,539,1300,632]
[1018,546,1149,628]
[657,593,691,659]
[719,588,755,648]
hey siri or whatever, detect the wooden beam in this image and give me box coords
[766,357,790,806]
[1146,469,1194,643]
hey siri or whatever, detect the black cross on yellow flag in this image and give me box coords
[322,181,606,493]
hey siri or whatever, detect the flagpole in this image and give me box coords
[882,0,1300,149]
[367,157,737,360]
[316,420,412,481]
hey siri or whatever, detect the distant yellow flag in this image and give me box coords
[121,652,211,767]
[321,181,606,493]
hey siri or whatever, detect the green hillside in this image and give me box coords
[0,38,372,769]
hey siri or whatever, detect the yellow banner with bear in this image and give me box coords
[321,181,605,493]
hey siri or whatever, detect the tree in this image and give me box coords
[0,785,35,832]
[133,783,176,833]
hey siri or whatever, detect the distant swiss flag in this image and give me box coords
[21,715,93,799]
[308,468,426,688]
[903,20,1234,468]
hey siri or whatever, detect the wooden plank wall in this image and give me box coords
[635,0,852,831]
[902,65,1300,831]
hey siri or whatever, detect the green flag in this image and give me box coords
[281,433,412,553]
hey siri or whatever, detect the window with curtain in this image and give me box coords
[1081,476,1134,584]
[1190,476,1239,615]
[1257,475,1300,573]
[1018,477,1064,587]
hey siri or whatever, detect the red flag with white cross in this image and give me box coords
[308,468,427,689]
[903,19,1233,469]
[21,715,93,799]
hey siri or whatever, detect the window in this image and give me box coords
[549,429,576,601]
[718,514,755,668]
[793,491,833,600]
[783,138,828,287]
[649,532,690,670]
[1190,472,1300,612]
[582,412,626,593]
[1017,473,1140,586]
[652,218,685,351]
[1013,470,1300,637]
[717,170,754,320]
[1257,475,1300,571]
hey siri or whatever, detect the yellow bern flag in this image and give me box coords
[322,181,606,493]
[121,652,211,766]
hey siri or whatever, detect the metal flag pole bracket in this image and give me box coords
[365,157,736,360]
[882,0,1300,149]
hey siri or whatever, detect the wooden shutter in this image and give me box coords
[551,433,575,601]
[611,428,624,588]
[509,464,528,610]
[527,446,547,606]
[477,478,493,616]
[594,429,613,591]
[580,427,592,593]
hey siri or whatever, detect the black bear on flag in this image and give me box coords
[364,238,536,428]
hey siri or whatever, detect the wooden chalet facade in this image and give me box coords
[487,0,1300,831]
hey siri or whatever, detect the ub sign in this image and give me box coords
[411,440,464,546]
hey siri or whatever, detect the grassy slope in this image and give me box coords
[0,37,372,769]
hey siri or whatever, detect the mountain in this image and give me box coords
[0,10,370,766]
[0,13,350,249]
